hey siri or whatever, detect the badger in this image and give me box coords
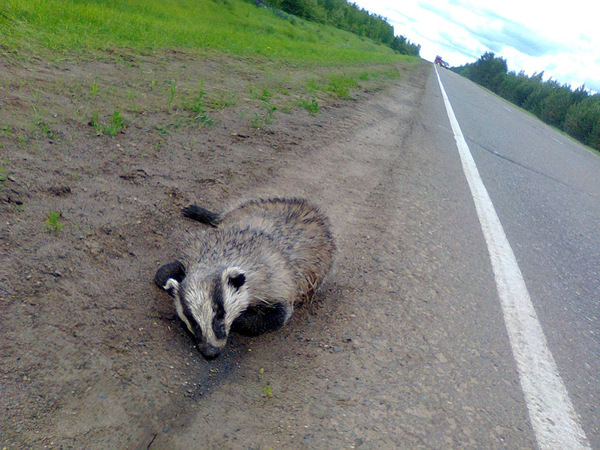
[155,197,335,360]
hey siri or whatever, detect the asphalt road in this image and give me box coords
[436,66,600,448]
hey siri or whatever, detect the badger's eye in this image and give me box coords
[228,273,246,290]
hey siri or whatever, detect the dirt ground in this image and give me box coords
[0,51,435,448]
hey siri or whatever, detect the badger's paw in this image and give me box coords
[154,260,186,294]
[232,302,289,336]
[182,205,220,227]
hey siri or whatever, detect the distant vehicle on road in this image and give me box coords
[434,55,449,68]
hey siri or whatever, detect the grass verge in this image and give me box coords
[1,0,412,65]
[0,0,421,160]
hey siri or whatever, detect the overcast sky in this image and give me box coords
[352,0,600,93]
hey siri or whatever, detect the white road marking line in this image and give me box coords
[434,66,590,449]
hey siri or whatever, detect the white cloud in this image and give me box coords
[352,0,600,92]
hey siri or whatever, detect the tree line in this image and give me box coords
[253,0,421,56]
[453,52,600,151]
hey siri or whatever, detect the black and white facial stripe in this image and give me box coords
[179,286,204,344]
[166,267,248,360]
[210,279,227,340]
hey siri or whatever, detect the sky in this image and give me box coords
[352,0,600,93]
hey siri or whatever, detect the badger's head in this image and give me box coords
[164,265,248,360]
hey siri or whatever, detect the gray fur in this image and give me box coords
[156,197,335,360]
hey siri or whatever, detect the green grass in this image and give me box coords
[263,385,273,398]
[44,210,64,232]
[327,74,359,98]
[35,119,54,139]
[1,0,410,65]
[251,87,274,103]
[0,160,9,190]
[90,77,99,98]
[89,109,126,136]
[104,109,126,136]
[181,82,215,125]
[0,0,419,145]
[298,98,320,114]
[209,92,237,109]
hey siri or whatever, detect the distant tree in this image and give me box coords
[255,0,419,56]
[513,72,541,106]
[280,0,324,21]
[563,96,600,148]
[571,85,589,104]
[390,35,420,56]
[522,83,552,115]
[466,52,508,92]
[497,71,537,106]
[538,84,573,128]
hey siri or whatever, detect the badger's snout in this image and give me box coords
[200,343,222,360]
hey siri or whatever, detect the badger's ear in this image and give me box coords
[226,268,246,290]
[155,261,186,295]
